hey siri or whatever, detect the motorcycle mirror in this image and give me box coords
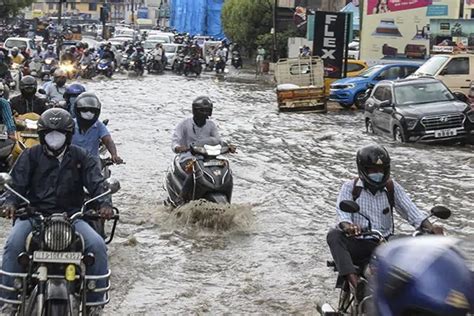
[0,173,13,189]
[339,200,360,213]
[38,89,46,95]
[430,206,451,220]
[104,178,121,194]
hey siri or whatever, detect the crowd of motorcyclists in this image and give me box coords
[0,18,472,316]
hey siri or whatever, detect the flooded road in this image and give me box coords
[2,70,473,314]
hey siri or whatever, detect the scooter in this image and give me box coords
[183,56,202,77]
[317,200,452,316]
[164,138,233,208]
[146,54,164,74]
[40,57,57,81]
[214,56,226,74]
[79,61,96,79]
[231,51,242,69]
[96,59,114,78]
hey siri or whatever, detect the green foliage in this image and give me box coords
[0,0,35,19]
[256,29,299,59]
[222,0,273,54]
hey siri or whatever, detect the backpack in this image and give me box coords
[352,177,395,211]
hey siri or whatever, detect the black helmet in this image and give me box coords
[356,144,391,190]
[74,92,101,123]
[192,96,213,117]
[19,75,37,97]
[37,108,75,154]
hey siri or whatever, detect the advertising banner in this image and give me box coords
[360,0,459,64]
[430,19,474,52]
[313,11,348,78]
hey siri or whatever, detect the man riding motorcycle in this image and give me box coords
[45,69,67,102]
[171,96,234,201]
[326,144,443,302]
[9,75,48,115]
[9,47,25,65]
[0,108,113,308]
[63,83,86,117]
[41,44,58,60]
[0,82,16,140]
[71,92,122,164]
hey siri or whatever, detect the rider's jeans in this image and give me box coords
[1,219,108,302]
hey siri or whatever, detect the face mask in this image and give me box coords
[69,97,77,107]
[45,131,66,151]
[80,111,95,120]
[193,114,207,127]
[56,78,66,87]
[368,172,384,183]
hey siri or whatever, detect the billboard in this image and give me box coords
[430,19,474,52]
[313,11,349,78]
[360,0,460,64]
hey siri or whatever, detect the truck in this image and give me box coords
[274,56,327,112]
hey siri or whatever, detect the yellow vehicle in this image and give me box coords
[324,60,368,96]
[12,112,40,162]
[275,56,327,112]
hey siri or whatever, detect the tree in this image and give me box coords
[221,0,273,56]
[0,0,35,20]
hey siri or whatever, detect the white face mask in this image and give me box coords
[80,111,95,120]
[44,131,67,150]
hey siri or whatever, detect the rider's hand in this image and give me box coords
[1,204,16,219]
[228,144,237,153]
[8,133,16,141]
[431,225,444,235]
[99,206,114,220]
[111,155,123,164]
[342,223,362,236]
[175,145,188,153]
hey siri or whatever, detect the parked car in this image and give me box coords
[324,59,368,96]
[410,54,474,95]
[4,37,38,57]
[364,77,474,143]
[329,63,419,108]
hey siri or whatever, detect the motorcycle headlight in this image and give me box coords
[404,117,418,130]
[44,218,73,251]
[467,111,474,123]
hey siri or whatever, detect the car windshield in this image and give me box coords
[394,82,455,105]
[414,56,449,76]
[359,65,383,78]
[144,41,160,49]
[148,36,169,42]
[164,46,177,53]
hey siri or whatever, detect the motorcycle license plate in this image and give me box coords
[20,133,38,138]
[434,128,457,138]
[203,160,225,167]
[33,251,82,264]
[0,125,7,140]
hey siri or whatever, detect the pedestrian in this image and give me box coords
[256,45,266,76]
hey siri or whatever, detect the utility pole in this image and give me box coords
[131,0,135,25]
[272,0,277,62]
[57,0,65,56]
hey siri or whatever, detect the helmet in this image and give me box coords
[74,92,101,123]
[192,96,213,117]
[47,44,54,51]
[372,236,474,316]
[64,83,86,109]
[356,144,390,190]
[53,69,66,78]
[19,75,38,97]
[11,47,19,56]
[37,108,75,154]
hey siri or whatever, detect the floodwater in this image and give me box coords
[1,69,473,314]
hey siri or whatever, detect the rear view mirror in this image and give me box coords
[430,206,451,219]
[38,89,46,95]
[104,178,121,194]
[367,83,375,89]
[0,173,12,190]
[339,200,360,213]
[379,100,392,107]
[453,92,468,103]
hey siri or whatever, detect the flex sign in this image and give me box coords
[313,11,347,78]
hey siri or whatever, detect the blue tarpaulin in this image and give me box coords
[170,0,225,39]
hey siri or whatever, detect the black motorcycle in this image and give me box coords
[173,53,185,75]
[79,61,96,80]
[318,200,452,316]
[183,56,202,77]
[0,138,15,172]
[356,83,375,110]
[0,173,120,316]
[40,58,57,81]
[206,56,215,71]
[214,56,226,74]
[146,54,164,74]
[165,138,233,207]
[130,56,145,76]
[231,51,242,69]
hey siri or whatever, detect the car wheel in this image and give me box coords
[393,126,405,142]
[354,91,365,109]
[366,119,375,134]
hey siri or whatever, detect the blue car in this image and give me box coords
[329,63,420,109]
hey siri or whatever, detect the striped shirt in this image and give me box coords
[335,179,427,237]
[0,98,16,134]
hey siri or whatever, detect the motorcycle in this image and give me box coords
[164,138,233,207]
[0,173,120,316]
[28,57,43,78]
[146,54,164,74]
[40,58,57,81]
[12,112,40,164]
[0,123,15,172]
[357,83,375,110]
[10,63,23,90]
[183,56,202,77]
[173,53,185,75]
[96,59,114,78]
[129,56,145,76]
[214,56,226,74]
[318,200,452,316]
[231,51,242,69]
[206,56,215,71]
[120,54,130,71]
[79,61,96,80]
